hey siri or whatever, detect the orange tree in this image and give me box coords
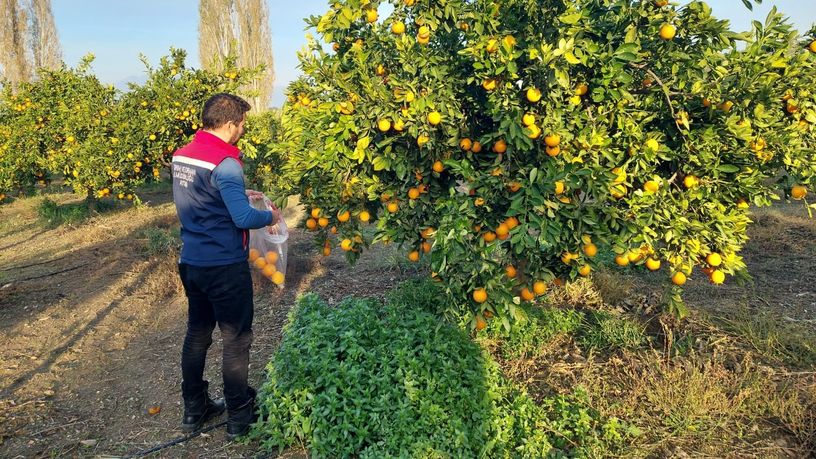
[279,0,815,326]
[0,49,262,205]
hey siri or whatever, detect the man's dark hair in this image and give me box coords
[201,93,251,129]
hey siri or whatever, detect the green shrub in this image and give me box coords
[252,291,626,457]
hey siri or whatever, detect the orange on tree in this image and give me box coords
[433,161,444,173]
[505,265,517,278]
[659,24,677,40]
[408,250,420,262]
[791,185,807,200]
[645,258,661,271]
[472,288,488,303]
[533,281,547,296]
[520,287,535,302]
[706,252,722,267]
[492,139,507,154]
[671,271,687,286]
[337,210,351,222]
[578,265,591,277]
[471,141,483,153]
[709,269,725,285]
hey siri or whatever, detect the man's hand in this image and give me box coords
[246,189,264,200]
[268,204,282,232]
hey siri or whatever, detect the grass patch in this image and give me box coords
[140,226,180,257]
[252,290,628,457]
[578,311,647,352]
[36,197,115,227]
[714,309,816,368]
[481,305,583,361]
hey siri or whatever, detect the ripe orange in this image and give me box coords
[253,257,267,269]
[265,251,279,264]
[709,270,725,284]
[272,271,285,285]
[554,181,565,194]
[340,239,353,251]
[810,40,816,53]
[263,265,277,277]
[387,201,399,213]
[408,250,420,262]
[671,271,687,286]
[318,217,329,227]
[505,265,517,278]
[706,252,722,267]
[495,223,510,237]
[508,182,521,192]
[358,210,370,222]
[683,175,699,189]
[578,265,591,277]
[645,258,661,271]
[311,208,321,218]
[659,24,676,40]
[544,134,561,147]
[483,231,497,242]
[471,141,483,153]
[533,281,547,296]
[408,188,420,200]
[643,180,660,193]
[486,38,499,54]
[391,21,405,34]
[249,248,260,262]
[306,218,318,230]
[365,9,378,23]
[545,145,561,157]
[482,79,497,91]
[337,210,350,222]
[505,216,519,229]
[526,124,541,139]
[460,138,473,151]
[475,315,487,331]
[575,83,589,96]
[427,111,442,125]
[493,140,507,154]
[472,288,488,303]
[322,246,331,257]
[614,254,629,266]
[378,119,391,132]
[583,243,598,257]
[522,113,535,126]
[432,161,444,173]
[526,87,542,103]
[791,185,807,200]
[421,241,431,253]
[520,287,535,301]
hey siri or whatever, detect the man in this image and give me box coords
[171,93,280,439]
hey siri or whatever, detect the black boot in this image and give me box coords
[181,381,226,433]
[226,387,258,440]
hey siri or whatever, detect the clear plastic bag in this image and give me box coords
[247,195,288,288]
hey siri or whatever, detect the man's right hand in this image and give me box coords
[269,204,282,230]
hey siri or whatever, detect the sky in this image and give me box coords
[51,0,815,108]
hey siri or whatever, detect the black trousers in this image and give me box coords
[178,261,254,411]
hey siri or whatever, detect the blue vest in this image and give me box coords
[172,131,248,267]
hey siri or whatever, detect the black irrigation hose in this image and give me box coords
[122,420,228,458]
